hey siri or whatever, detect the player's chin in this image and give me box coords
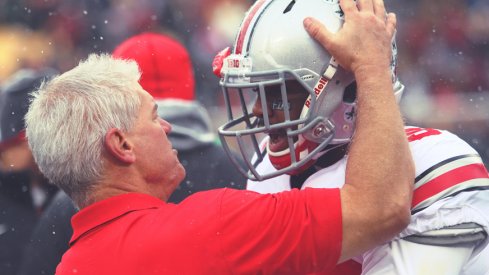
[268,134,290,153]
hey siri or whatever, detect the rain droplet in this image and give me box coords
[104,20,108,24]
[83,10,88,15]
[185,181,194,188]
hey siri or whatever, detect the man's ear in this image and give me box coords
[104,128,136,164]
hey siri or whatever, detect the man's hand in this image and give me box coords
[303,0,396,74]
[303,0,414,263]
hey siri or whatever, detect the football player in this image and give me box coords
[213,0,489,274]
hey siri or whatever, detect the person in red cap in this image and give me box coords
[112,32,195,101]
[17,32,247,275]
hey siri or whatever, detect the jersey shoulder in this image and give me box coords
[405,126,478,168]
[405,126,489,213]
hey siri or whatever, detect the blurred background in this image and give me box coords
[1,0,488,163]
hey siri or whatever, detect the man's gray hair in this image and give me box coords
[25,53,142,206]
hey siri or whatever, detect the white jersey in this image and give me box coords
[247,126,489,274]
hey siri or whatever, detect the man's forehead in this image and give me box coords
[136,87,157,111]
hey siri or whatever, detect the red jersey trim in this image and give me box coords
[412,163,489,210]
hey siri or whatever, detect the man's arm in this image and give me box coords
[304,0,414,262]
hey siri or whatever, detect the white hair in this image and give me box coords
[25,53,142,205]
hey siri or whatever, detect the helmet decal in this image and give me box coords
[212,47,231,78]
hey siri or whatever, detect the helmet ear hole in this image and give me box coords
[343,81,357,103]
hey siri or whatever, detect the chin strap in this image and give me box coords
[267,135,318,175]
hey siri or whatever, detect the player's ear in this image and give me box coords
[104,128,136,164]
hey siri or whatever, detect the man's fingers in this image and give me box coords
[339,0,357,15]
[303,17,333,50]
[356,0,373,12]
[373,0,386,19]
[385,13,397,38]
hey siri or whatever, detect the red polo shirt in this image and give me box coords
[56,188,341,274]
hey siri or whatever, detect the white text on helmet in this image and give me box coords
[305,76,329,108]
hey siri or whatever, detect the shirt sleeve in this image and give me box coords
[216,187,342,274]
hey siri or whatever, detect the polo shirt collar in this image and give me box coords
[70,193,165,245]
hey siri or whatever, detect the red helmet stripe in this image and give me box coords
[235,0,268,54]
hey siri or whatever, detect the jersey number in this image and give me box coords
[405,127,442,142]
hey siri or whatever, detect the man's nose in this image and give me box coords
[158,118,172,133]
[251,97,272,118]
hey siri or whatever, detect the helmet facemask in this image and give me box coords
[218,68,340,180]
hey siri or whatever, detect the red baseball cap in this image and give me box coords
[112,33,195,101]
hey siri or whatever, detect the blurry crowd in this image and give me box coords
[0,0,252,108]
[391,0,489,160]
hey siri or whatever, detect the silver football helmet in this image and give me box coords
[214,0,404,181]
